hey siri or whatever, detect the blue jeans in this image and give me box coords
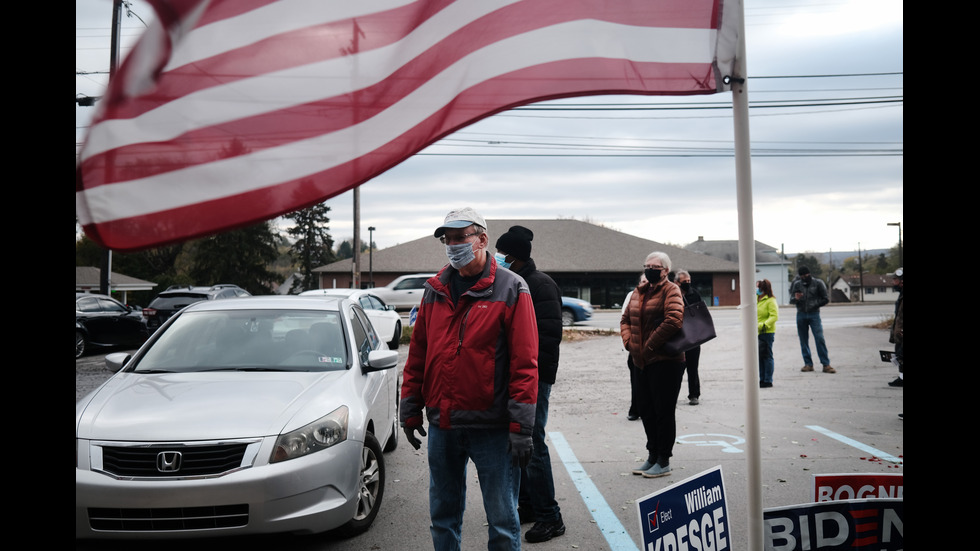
[519,382,560,523]
[796,310,831,367]
[427,426,521,551]
[758,333,775,383]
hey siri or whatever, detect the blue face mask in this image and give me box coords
[494,253,512,270]
[756,288,763,296]
[446,242,476,269]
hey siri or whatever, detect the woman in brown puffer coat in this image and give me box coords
[620,251,685,479]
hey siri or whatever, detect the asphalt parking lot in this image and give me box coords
[76,303,901,550]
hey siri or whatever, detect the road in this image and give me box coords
[76,302,901,550]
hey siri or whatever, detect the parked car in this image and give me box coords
[76,293,148,358]
[75,295,400,540]
[300,288,402,349]
[371,273,436,310]
[561,296,594,326]
[142,284,251,333]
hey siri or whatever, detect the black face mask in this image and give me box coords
[644,268,661,283]
[801,275,811,286]
[680,282,692,293]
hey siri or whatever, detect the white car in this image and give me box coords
[371,273,436,311]
[75,296,400,540]
[300,289,403,349]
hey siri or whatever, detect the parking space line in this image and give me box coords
[549,431,639,551]
[806,425,903,464]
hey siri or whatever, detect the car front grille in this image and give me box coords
[100,443,251,478]
[88,504,249,531]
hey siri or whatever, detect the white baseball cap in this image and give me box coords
[433,207,487,238]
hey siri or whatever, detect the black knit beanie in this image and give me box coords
[495,225,533,262]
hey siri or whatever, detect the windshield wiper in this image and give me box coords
[197,367,291,372]
[132,369,178,373]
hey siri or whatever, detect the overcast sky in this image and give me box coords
[76,1,903,256]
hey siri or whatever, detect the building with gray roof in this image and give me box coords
[75,266,158,306]
[684,237,792,304]
[314,219,742,307]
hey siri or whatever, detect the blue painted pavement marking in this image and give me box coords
[548,431,639,551]
[806,425,903,464]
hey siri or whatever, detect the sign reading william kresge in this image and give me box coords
[636,466,730,551]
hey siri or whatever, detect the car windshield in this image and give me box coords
[149,293,210,310]
[393,278,425,290]
[131,309,349,373]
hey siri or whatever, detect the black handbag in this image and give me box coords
[661,298,716,355]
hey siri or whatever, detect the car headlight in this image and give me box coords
[271,406,349,463]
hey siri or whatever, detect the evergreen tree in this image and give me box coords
[335,238,370,260]
[336,239,353,260]
[793,254,823,280]
[285,200,337,293]
[188,222,283,295]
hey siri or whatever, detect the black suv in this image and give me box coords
[143,284,251,333]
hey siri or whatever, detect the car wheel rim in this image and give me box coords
[562,311,573,326]
[353,445,381,520]
[76,332,86,358]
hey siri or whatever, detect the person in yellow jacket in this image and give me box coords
[757,279,779,388]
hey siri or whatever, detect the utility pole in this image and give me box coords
[856,243,864,302]
[99,0,124,296]
[344,20,366,290]
[353,189,360,289]
[887,222,902,266]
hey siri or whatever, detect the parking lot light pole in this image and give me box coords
[368,226,376,288]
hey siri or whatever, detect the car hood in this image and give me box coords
[76,371,348,442]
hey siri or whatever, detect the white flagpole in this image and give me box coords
[729,2,763,549]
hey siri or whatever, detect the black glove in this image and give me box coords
[404,425,427,450]
[508,432,533,468]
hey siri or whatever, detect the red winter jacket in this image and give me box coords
[400,254,539,435]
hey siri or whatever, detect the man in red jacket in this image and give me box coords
[400,207,539,551]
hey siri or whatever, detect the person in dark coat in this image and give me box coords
[789,265,835,373]
[888,268,903,387]
[675,270,702,405]
[495,225,566,544]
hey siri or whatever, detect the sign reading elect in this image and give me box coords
[636,466,730,551]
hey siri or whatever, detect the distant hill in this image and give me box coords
[787,249,890,266]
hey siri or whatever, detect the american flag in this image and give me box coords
[77,0,740,251]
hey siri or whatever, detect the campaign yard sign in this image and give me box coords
[764,499,903,550]
[811,473,903,502]
[636,466,730,551]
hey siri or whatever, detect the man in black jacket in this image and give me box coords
[789,265,835,373]
[888,268,903,387]
[495,225,566,543]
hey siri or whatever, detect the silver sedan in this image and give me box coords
[75,296,400,540]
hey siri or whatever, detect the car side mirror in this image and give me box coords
[105,352,133,373]
[364,349,398,372]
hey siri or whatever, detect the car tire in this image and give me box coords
[76,331,87,359]
[334,432,385,538]
[561,309,575,327]
[388,321,401,350]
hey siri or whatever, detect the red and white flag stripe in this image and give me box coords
[77,0,740,251]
